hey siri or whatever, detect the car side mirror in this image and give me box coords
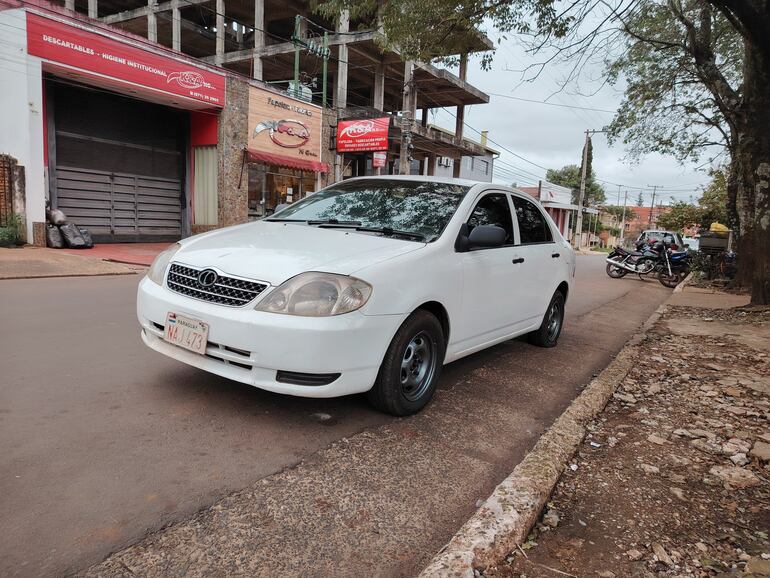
[463,224,507,250]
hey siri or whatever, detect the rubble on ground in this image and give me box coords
[485,305,770,578]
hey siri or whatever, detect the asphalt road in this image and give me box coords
[0,255,670,577]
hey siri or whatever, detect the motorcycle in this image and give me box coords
[655,245,691,288]
[605,240,661,278]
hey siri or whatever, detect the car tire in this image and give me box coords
[368,310,446,416]
[527,291,565,348]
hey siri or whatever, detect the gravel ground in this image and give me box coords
[485,304,770,578]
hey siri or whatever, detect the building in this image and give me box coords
[414,127,497,182]
[0,0,490,244]
[624,205,672,239]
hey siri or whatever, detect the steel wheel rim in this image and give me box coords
[546,301,562,341]
[400,331,437,402]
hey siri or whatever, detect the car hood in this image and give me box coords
[175,220,425,285]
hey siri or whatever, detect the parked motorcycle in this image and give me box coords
[655,245,691,288]
[605,241,660,278]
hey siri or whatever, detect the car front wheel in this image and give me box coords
[368,310,446,416]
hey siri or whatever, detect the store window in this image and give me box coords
[247,164,316,218]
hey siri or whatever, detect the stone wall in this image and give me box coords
[217,76,249,228]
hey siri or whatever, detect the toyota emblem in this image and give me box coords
[197,269,218,287]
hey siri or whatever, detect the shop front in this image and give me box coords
[335,117,392,178]
[0,6,225,243]
[246,86,327,217]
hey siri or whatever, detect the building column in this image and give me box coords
[398,60,414,175]
[147,0,157,43]
[253,0,264,79]
[215,0,225,66]
[373,60,385,111]
[453,53,468,178]
[87,0,97,18]
[171,0,181,51]
[334,10,350,181]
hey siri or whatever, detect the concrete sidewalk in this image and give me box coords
[62,243,171,266]
[0,247,140,279]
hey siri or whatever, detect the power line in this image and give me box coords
[484,91,616,114]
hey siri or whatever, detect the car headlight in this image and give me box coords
[256,272,372,317]
[146,243,181,285]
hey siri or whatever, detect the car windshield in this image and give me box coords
[266,179,470,241]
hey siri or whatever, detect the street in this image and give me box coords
[0,255,670,577]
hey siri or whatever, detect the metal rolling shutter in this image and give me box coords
[51,82,185,242]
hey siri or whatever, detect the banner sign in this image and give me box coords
[26,13,225,107]
[336,117,390,152]
[247,85,323,168]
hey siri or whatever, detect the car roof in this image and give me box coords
[339,175,484,188]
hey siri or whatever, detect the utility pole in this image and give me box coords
[619,190,628,245]
[647,184,659,226]
[574,128,606,249]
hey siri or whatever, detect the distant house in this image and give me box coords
[518,181,597,242]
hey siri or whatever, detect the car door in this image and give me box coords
[454,191,525,354]
[510,194,562,326]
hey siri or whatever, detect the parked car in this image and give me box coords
[637,229,685,250]
[681,236,699,251]
[138,176,576,415]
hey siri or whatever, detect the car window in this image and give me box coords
[467,193,514,245]
[512,196,552,244]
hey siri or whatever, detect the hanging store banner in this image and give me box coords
[247,85,325,171]
[26,13,225,107]
[336,117,390,152]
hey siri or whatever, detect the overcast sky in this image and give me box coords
[431,33,716,207]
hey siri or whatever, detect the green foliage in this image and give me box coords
[606,3,742,163]
[636,192,644,207]
[698,168,728,228]
[0,214,23,247]
[655,201,702,232]
[546,164,605,206]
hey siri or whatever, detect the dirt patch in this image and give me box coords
[486,306,770,578]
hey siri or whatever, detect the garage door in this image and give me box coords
[50,81,185,242]
[55,167,182,241]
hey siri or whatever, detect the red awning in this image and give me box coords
[246,148,329,173]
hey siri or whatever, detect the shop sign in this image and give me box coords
[336,117,390,152]
[372,151,387,168]
[248,86,322,162]
[26,13,225,107]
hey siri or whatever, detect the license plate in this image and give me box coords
[163,312,209,355]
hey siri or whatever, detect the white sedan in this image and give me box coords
[138,176,575,415]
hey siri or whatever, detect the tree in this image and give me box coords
[699,168,729,228]
[656,201,703,231]
[636,192,645,207]
[316,0,770,304]
[545,165,606,206]
[603,204,638,222]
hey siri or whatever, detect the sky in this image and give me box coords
[431,33,715,207]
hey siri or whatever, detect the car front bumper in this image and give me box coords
[137,277,405,398]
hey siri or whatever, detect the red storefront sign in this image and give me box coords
[336,117,389,152]
[26,13,225,107]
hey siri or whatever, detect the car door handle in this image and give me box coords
[551,253,560,258]
[511,258,525,264]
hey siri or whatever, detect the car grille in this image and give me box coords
[166,263,268,307]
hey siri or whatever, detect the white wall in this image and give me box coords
[0,9,46,242]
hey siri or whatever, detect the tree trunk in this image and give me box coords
[733,35,770,305]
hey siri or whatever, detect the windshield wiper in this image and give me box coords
[307,219,363,226]
[354,226,427,241]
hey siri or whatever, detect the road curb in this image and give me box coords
[419,304,668,577]
[673,271,694,293]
